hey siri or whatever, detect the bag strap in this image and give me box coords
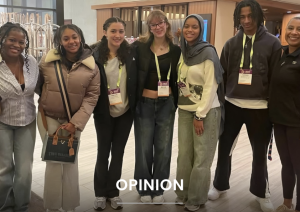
[54,61,72,122]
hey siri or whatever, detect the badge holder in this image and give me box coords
[238,33,256,86]
[105,63,123,105]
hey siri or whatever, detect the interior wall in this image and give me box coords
[215,0,235,56]
[188,1,217,45]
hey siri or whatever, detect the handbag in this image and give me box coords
[41,61,79,164]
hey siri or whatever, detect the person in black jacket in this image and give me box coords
[133,10,181,204]
[208,1,281,212]
[91,17,137,211]
[269,17,300,212]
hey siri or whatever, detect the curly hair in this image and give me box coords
[233,0,265,29]
[0,22,30,73]
[53,24,86,70]
[139,10,173,44]
[95,17,130,67]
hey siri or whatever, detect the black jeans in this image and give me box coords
[93,109,133,198]
[274,124,300,211]
[213,101,272,198]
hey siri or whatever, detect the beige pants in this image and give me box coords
[37,112,81,211]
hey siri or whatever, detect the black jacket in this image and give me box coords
[91,42,138,119]
[269,46,300,127]
[133,37,181,107]
[221,25,282,100]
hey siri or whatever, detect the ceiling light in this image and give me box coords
[287,11,292,13]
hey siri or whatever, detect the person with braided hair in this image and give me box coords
[90,17,137,211]
[0,22,39,212]
[208,0,281,211]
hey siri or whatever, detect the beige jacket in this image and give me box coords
[36,48,100,131]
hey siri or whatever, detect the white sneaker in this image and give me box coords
[140,195,152,203]
[94,197,106,211]
[109,196,123,210]
[153,195,164,204]
[184,204,200,211]
[256,193,275,212]
[208,186,227,200]
[275,204,294,212]
[175,196,185,206]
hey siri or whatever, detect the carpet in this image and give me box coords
[29,191,45,212]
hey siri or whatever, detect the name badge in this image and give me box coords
[178,82,191,97]
[238,69,252,85]
[108,88,122,105]
[158,81,169,97]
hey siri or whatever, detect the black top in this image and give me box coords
[144,52,171,90]
[220,25,282,100]
[20,83,25,91]
[133,37,181,108]
[269,46,300,127]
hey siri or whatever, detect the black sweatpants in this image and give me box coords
[274,124,300,211]
[94,109,133,198]
[213,101,272,198]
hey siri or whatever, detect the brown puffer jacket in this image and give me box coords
[36,47,100,131]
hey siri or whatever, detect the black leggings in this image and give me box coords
[274,124,300,211]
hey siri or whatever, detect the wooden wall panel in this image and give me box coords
[281,13,300,46]
[188,1,217,45]
[97,9,113,41]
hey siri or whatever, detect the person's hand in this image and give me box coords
[193,119,204,136]
[61,122,76,134]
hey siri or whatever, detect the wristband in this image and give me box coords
[194,115,203,121]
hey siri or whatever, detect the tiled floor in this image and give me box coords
[31,101,296,212]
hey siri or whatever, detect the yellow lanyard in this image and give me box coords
[240,33,256,69]
[104,62,122,89]
[177,59,184,83]
[153,43,171,82]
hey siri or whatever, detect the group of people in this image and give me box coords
[0,0,299,212]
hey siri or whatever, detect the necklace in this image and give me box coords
[11,57,21,83]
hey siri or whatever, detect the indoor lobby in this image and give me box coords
[0,0,299,212]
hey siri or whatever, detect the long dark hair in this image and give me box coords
[97,17,129,67]
[233,0,265,29]
[0,22,30,73]
[53,24,85,69]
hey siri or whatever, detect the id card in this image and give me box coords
[158,81,169,97]
[238,69,252,85]
[108,88,122,105]
[178,82,191,97]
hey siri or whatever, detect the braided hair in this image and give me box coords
[96,17,130,67]
[0,22,30,73]
[233,0,265,29]
[53,24,86,70]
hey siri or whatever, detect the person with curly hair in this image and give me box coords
[0,22,39,212]
[35,24,100,212]
[90,17,137,210]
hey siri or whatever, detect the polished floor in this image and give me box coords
[31,107,296,212]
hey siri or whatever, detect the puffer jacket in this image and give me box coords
[36,47,100,131]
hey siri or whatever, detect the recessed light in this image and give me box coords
[287,11,292,13]
[262,8,268,12]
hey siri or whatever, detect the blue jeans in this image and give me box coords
[134,95,176,196]
[0,120,36,212]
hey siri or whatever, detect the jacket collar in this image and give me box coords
[283,45,300,58]
[45,49,95,70]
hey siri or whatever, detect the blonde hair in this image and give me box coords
[139,10,173,44]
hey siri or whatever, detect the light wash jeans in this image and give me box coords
[175,107,221,206]
[37,112,81,211]
[0,119,36,212]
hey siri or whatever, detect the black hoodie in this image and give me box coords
[220,25,281,100]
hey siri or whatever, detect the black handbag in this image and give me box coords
[41,61,79,164]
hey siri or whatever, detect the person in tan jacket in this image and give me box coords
[35,24,100,212]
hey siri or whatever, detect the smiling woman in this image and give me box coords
[35,24,100,212]
[0,22,39,212]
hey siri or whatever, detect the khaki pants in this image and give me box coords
[37,112,81,211]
